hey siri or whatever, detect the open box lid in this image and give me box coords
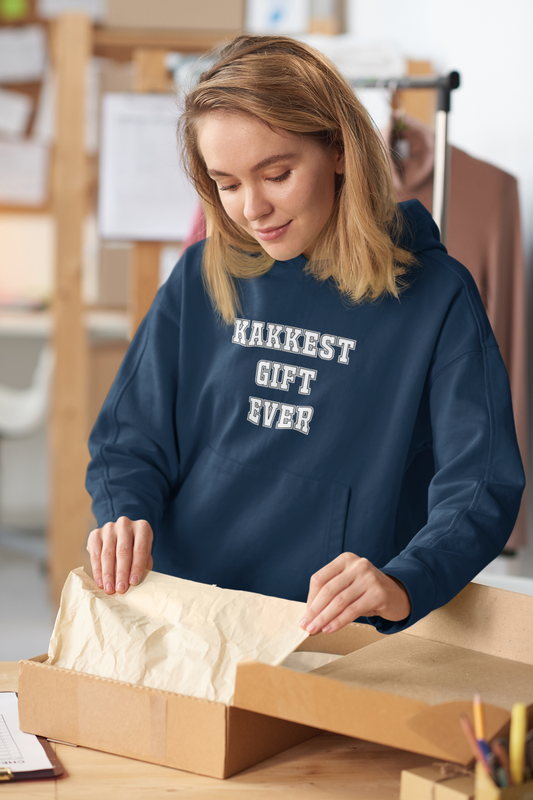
[233,582,533,764]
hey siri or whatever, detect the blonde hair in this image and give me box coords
[181,35,415,324]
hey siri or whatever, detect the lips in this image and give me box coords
[253,221,292,241]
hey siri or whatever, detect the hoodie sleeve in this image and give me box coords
[85,283,181,533]
[373,261,525,634]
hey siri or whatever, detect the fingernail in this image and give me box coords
[322,624,332,633]
[299,618,308,629]
[105,582,113,593]
[97,579,103,588]
[117,581,125,592]
[130,575,139,586]
[306,623,316,634]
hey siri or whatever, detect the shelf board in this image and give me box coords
[93,27,237,59]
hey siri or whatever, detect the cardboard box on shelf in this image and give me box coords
[400,764,475,799]
[17,582,533,779]
[105,0,245,32]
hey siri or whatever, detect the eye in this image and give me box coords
[218,183,239,192]
[268,170,291,183]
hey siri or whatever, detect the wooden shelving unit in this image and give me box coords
[45,15,233,603]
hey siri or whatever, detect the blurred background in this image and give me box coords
[1,0,532,660]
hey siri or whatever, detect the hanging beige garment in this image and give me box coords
[387,115,528,548]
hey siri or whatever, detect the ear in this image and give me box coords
[334,141,345,175]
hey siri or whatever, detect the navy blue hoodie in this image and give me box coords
[86,200,524,633]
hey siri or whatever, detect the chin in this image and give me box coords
[260,242,305,261]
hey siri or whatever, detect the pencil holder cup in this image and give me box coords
[475,763,533,800]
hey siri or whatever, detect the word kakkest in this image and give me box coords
[232,318,356,435]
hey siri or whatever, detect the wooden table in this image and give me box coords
[1,662,434,799]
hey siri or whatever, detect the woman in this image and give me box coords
[86,35,524,636]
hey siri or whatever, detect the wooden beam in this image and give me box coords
[129,49,170,336]
[48,13,93,605]
[131,242,161,335]
[93,27,233,60]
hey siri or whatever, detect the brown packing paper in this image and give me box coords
[47,568,308,704]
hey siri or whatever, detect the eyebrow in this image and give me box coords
[206,153,297,179]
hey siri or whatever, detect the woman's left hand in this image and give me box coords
[300,552,411,635]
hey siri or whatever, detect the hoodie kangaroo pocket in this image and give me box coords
[170,446,351,601]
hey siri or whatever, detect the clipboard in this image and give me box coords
[0,735,64,782]
[0,692,64,782]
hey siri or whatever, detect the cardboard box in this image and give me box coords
[17,655,318,779]
[400,764,475,799]
[18,582,533,779]
[105,0,245,32]
[233,583,533,765]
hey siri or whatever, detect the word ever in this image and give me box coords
[247,397,314,435]
[232,318,356,364]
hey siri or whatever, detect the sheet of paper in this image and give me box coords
[0,26,47,83]
[0,89,33,139]
[0,693,52,774]
[48,568,309,705]
[33,68,55,146]
[0,141,49,206]
[98,93,198,241]
[37,0,105,20]
[34,60,100,153]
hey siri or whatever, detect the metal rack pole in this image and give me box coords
[351,72,460,246]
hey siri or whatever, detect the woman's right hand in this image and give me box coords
[86,517,153,594]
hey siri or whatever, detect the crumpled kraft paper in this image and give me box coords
[47,568,309,704]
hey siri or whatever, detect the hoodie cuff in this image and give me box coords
[366,559,437,634]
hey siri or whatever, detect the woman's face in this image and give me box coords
[197,112,345,261]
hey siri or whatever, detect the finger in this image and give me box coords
[129,520,153,586]
[87,529,104,589]
[304,569,357,632]
[114,517,134,593]
[306,554,348,608]
[100,522,118,594]
[321,597,373,634]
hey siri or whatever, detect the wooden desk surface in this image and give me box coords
[1,661,433,799]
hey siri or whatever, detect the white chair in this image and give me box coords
[0,344,54,563]
[0,344,54,438]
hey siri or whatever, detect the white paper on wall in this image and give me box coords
[98,93,198,241]
[0,26,47,83]
[0,141,49,206]
[0,89,33,139]
[37,0,105,20]
[33,69,56,146]
[246,0,310,33]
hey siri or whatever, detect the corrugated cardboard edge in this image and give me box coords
[18,656,318,780]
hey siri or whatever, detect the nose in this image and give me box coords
[243,184,273,222]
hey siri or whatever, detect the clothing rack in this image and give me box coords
[351,72,460,245]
